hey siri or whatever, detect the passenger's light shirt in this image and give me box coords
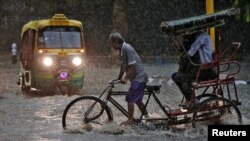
[187,32,213,64]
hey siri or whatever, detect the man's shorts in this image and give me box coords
[126,81,145,104]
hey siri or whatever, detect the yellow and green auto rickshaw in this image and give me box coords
[18,14,86,95]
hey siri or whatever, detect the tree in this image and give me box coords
[234,0,250,22]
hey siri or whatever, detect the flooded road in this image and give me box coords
[1,55,250,141]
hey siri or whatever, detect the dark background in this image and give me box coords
[0,0,249,59]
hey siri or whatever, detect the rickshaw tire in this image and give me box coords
[20,74,29,91]
[192,97,242,128]
[62,96,113,129]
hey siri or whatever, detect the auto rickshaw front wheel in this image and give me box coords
[19,73,30,91]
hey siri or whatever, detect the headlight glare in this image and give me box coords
[72,57,82,66]
[43,57,53,66]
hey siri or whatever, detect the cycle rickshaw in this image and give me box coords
[62,8,242,130]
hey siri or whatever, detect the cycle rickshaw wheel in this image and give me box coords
[62,96,113,130]
[192,97,242,128]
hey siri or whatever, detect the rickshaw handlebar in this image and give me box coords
[109,79,121,85]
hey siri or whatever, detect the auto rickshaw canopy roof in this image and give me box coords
[21,14,83,38]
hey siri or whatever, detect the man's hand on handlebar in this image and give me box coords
[109,77,128,85]
[109,79,121,85]
[120,77,128,84]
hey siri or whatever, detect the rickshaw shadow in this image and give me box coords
[20,87,82,98]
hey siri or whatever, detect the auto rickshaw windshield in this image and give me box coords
[38,26,82,49]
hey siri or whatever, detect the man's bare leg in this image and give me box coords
[136,102,149,117]
[121,102,134,125]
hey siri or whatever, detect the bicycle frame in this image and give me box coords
[97,82,192,124]
[62,78,242,130]
[62,8,242,129]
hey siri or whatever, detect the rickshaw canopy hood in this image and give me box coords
[160,8,240,36]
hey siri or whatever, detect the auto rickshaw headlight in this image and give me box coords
[72,57,82,66]
[43,57,53,66]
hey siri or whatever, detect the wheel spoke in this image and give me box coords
[192,97,242,128]
[62,96,112,130]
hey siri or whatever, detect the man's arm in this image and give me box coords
[188,34,204,56]
[117,65,125,80]
[120,64,136,84]
[125,64,136,80]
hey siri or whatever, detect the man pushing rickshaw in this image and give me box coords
[62,8,243,130]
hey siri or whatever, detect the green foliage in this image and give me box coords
[234,0,250,22]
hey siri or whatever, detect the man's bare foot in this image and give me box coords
[120,119,134,126]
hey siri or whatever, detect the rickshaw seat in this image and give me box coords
[192,59,240,89]
[192,75,235,89]
[146,84,161,93]
[191,42,241,90]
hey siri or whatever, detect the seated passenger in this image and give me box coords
[172,30,217,108]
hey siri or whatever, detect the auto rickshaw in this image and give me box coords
[18,14,86,95]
